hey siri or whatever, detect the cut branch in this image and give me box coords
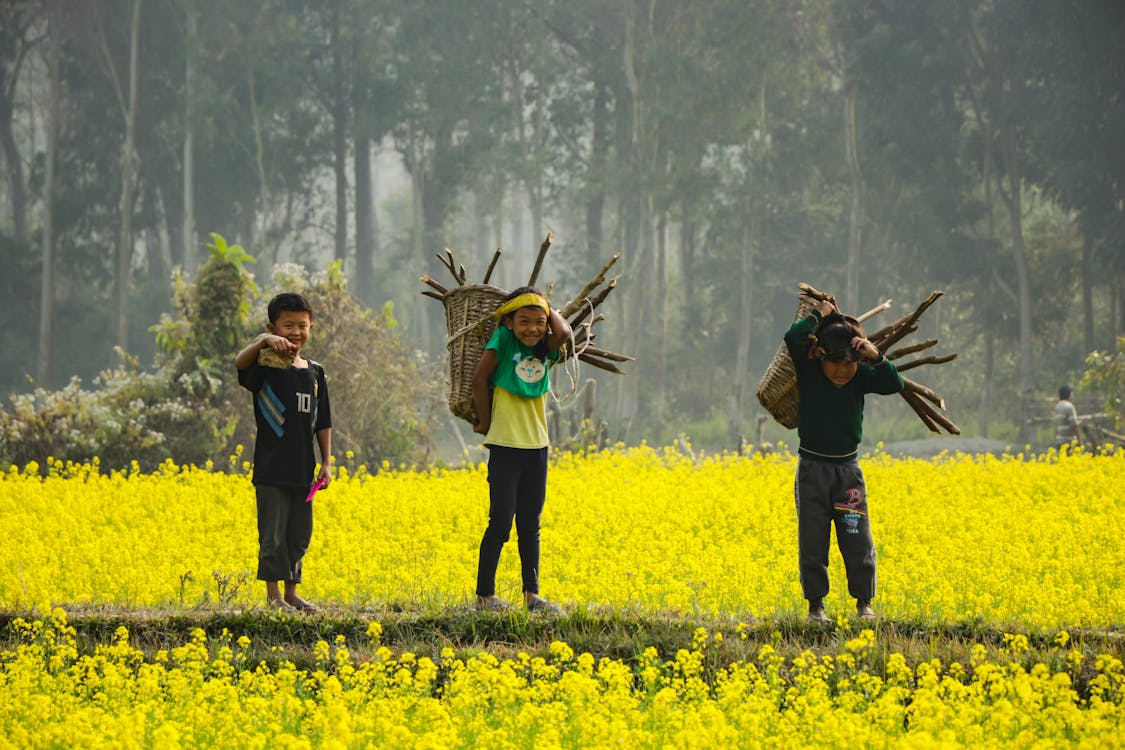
[901,390,941,433]
[580,346,634,362]
[895,353,958,373]
[903,377,945,410]
[483,249,501,284]
[856,299,892,324]
[560,254,620,318]
[528,232,553,287]
[578,353,626,374]
[887,339,938,359]
[420,275,448,296]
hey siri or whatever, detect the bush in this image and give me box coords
[0,234,438,472]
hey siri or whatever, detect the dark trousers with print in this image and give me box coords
[794,457,876,603]
[256,484,313,582]
[476,446,548,597]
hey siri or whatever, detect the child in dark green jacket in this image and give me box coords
[784,298,904,622]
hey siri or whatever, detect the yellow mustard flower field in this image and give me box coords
[1,446,1124,747]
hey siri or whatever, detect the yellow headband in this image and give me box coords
[494,293,549,319]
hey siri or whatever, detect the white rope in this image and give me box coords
[550,298,594,407]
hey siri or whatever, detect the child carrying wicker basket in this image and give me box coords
[469,287,571,613]
[782,297,904,624]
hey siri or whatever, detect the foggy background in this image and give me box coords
[1,0,1122,459]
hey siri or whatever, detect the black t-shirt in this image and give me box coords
[238,360,331,489]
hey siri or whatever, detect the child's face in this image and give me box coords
[505,306,548,348]
[821,357,858,387]
[268,309,313,352]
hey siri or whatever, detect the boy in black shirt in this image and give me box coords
[236,292,332,612]
[784,298,903,623]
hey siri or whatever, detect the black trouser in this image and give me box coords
[476,445,548,597]
[793,456,876,602]
[255,484,313,582]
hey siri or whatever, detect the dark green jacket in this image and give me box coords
[784,310,904,462]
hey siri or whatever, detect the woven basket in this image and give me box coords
[443,284,508,424]
[756,291,821,429]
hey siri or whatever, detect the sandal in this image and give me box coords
[287,598,320,614]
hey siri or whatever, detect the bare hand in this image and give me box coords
[473,419,490,435]
[815,299,835,317]
[852,336,881,361]
[266,334,297,354]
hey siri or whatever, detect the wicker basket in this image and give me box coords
[443,284,508,424]
[756,289,823,429]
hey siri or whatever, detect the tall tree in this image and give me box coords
[0,2,38,244]
[36,1,62,385]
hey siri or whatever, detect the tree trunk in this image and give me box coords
[842,69,864,314]
[114,0,142,352]
[409,123,431,351]
[1081,234,1094,356]
[585,82,608,269]
[729,196,755,447]
[36,4,61,386]
[181,0,197,274]
[653,208,667,421]
[354,126,374,304]
[0,92,27,243]
[999,122,1034,444]
[330,3,348,265]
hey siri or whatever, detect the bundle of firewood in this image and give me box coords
[758,283,959,435]
[421,233,631,424]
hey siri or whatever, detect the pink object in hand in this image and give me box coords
[306,477,326,503]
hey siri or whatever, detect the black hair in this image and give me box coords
[813,312,863,363]
[1059,385,1072,400]
[267,292,314,323]
[501,286,549,360]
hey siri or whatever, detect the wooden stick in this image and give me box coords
[895,353,958,373]
[458,263,467,285]
[421,290,445,302]
[569,277,619,328]
[560,254,621,318]
[903,377,945,410]
[482,249,502,284]
[904,389,960,434]
[420,275,449,296]
[856,299,892,324]
[873,291,942,351]
[528,232,553,287]
[887,339,938,360]
[577,353,625,374]
[798,282,834,304]
[901,390,941,434]
[581,346,634,362]
[436,249,461,285]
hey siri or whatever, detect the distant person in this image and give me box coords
[470,286,571,612]
[783,298,905,623]
[1053,385,1082,449]
[235,292,332,613]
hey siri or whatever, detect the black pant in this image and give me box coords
[255,484,313,582]
[476,445,548,597]
[794,457,876,602]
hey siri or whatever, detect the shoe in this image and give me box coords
[476,595,510,612]
[808,600,832,624]
[288,599,319,614]
[856,600,876,621]
[526,596,560,613]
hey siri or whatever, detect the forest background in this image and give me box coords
[0,0,1122,469]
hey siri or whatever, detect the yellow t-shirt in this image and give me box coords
[485,386,549,449]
